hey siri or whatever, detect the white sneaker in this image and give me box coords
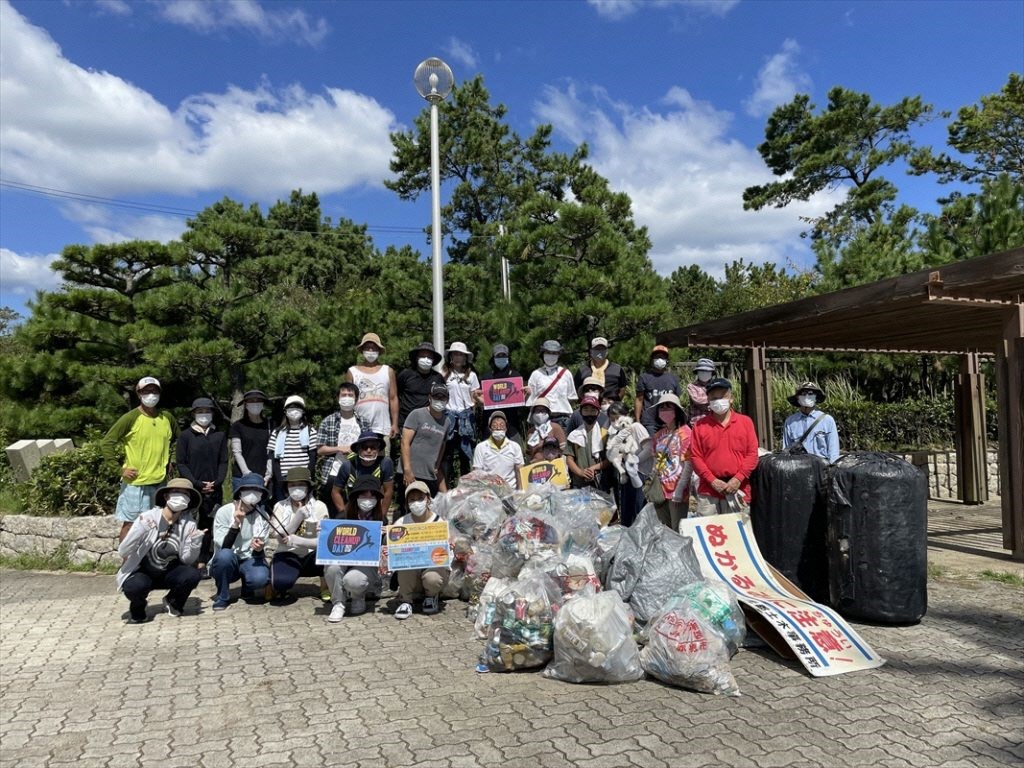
[394,602,413,620]
[422,596,439,615]
[162,597,182,617]
[349,597,366,616]
[327,603,345,623]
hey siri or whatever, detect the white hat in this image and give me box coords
[446,341,474,363]
[590,337,609,348]
[284,395,306,409]
[136,376,161,390]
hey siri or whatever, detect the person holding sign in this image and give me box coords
[480,343,526,444]
[392,481,449,620]
[324,475,387,622]
[268,467,329,601]
[524,397,567,464]
[210,474,271,611]
[471,411,524,489]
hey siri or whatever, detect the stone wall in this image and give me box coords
[896,449,1001,501]
[0,514,122,567]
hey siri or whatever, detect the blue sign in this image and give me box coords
[315,520,382,567]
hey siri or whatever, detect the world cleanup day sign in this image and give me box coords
[386,521,452,571]
[480,376,526,410]
[315,520,382,567]
[517,457,570,489]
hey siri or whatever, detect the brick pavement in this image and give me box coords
[0,569,1021,768]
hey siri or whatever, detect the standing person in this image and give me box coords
[564,395,608,490]
[605,403,650,527]
[116,478,205,623]
[230,389,273,493]
[266,395,318,505]
[687,358,717,425]
[330,431,395,518]
[523,398,567,464]
[479,343,526,444]
[471,411,524,489]
[324,475,387,622]
[443,341,481,484]
[689,378,760,517]
[268,467,329,601]
[648,393,693,530]
[526,340,577,432]
[392,482,449,620]
[566,376,610,434]
[346,333,399,445]
[636,345,682,436]
[209,473,272,611]
[574,337,626,401]
[174,398,228,578]
[316,381,365,506]
[782,381,840,462]
[401,384,450,497]
[396,341,445,500]
[104,376,177,542]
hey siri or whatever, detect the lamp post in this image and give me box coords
[414,58,454,354]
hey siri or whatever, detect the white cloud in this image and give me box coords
[156,0,329,46]
[745,38,812,117]
[534,82,840,277]
[0,248,62,295]
[60,203,186,245]
[0,1,398,201]
[95,0,131,16]
[445,37,479,71]
[588,0,739,21]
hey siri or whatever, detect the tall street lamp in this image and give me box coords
[414,58,454,355]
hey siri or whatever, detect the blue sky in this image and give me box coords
[1,0,1021,318]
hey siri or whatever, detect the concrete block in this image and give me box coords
[6,440,40,483]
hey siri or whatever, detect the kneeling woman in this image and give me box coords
[393,481,449,620]
[269,467,329,600]
[324,475,387,623]
[116,478,206,623]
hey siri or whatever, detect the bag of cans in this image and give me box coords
[478,573,560,672]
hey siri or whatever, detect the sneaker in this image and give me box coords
[125,614,148,624]
[422,596,440,615]
[196,565,210,580]
[162,597,182,617]
[320,587,332,602]
[349,597,366,616]
[327,603,345,623]
[211,601,230,612]
[394,602,413,620]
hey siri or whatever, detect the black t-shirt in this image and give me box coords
[575,361,627,399]
[396,368,446,427]
[229,417,272,477]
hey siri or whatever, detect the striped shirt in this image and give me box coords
[267,425,320,474]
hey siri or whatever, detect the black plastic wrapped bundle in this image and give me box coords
[750,452,829,602]
[827,452,928,623]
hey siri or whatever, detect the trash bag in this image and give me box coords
[464,543,494,605]
[435,479,509,543]
[505,482,560,518]
[552,487,617,528]
[491,511,561,579]
[474,576,513,639]
[607,504,703,625]
[544,589,643,684]
[479,574,558,672]
[594,525,624,584]
[640,582,743,696]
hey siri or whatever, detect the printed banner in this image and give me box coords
[386,520,452,571]
[480,376,527,410]
[315,520,382,567]
[679,513,885,677]
[517,457,570,489]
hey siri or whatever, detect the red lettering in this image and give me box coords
[705,524,728,547]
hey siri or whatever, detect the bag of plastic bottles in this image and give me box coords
[639,580,745,696]
[479,574,559,672]
[552,487,617,528]
[544,589,643,684]
[593,525,624,583]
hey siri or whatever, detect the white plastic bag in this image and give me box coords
[544,590,643,684]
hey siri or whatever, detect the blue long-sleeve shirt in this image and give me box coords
[781,409,840,463]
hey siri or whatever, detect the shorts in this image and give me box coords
[114,482,160,522]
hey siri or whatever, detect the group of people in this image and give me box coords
[107,334,841,624]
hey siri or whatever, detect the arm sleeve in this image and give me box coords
[826,417,840,463]
[117,517,149,558]
[212,506,233,548]
[230,438,251,476]
[175,432,195,483]
[221,527,240,550]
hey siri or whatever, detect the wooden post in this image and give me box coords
[743,346,773,451]
[954,352,988,504]
[995,303,1024,560]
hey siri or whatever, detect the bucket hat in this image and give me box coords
[694,358,716,373]
[649,392,687,426]
[409,341,443,367]
[190,397,215,412]
[405,480,432,498]
[232,473,268,501]
[285,467,312,485]
[788,381,826,407]
[350,475,383,499]
[357,332,384,351]
[351,431,386,452]
[155,478,201,510]
[446,341,474,363]
[539,340,563,354]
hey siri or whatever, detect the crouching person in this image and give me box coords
[324,475,388,623]
[269,467,329,601]
[210,473,271,611]
[116,478,205,623]
[393,481,448,620]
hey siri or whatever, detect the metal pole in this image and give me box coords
[498,223,510,301]
[430,101,444,353]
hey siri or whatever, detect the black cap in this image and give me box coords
[430,383,450,399]
[349,475,383,498]
[704,377,733,392]
[241,389,268,402]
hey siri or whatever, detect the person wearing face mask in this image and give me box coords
[526,340,578,431]
[230,389,273,493]
[689,378,760,517]
[636,346,682,436]
[566,376,611,434]
[471,412,524,489]
[266,395,319,505]
[345,333,399,446]
[392,481,449,620]
[104,376,178,543]
[442,341,481,485]
[324,475,388,622]
[523,397,567,463]
[330,431,395,518]
[400,384,450,498]
[782,381,839,462]
[268,467,329,601]
[116,478,206,623]
[316,381,366,508]
[574,337,626,401]
[646,393,694,529]
[395,342,445,495]
[688,358,717,424]
[605,403,651,527]
[480,343,526,444]
[564,395,609,490]
[174,398,228,578]
[210,474,272,611]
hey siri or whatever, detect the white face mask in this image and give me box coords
[363,350,380,364]
[543,354,559,367]
[166,493,190,512]
[338,396,356,409]
[709,398,731,415]
[533,412,550,426]
[245,402,263,416]
[288,486,307,501]
[600,404,610,413]
[408,500,428,517]
[357,496,377,513]
[417,357,434,371]
[194,413,213,427]
[697,371,713,383]
[240,491,261,507]
[798,394,817,408]
[285,408,303,422]
[652,358,668,370]
[491,430,506,442]
[430,399,447,413]
[359,450,379,464]
[140,393,160,408]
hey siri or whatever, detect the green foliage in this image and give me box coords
[979,570,1024,588]
[19,438,122,517]
[921,175,1024,263]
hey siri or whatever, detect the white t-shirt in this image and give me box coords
[446,370,480,412]
[471,438,525,489]
[526,366,578,415]
[348,365,392,435]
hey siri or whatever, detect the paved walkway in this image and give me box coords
[1,565,1021,768]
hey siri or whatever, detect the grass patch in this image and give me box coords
[0,485,23,515]
[927,563,949,581]
[979,569,1024,588]
[0,543,119,574]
